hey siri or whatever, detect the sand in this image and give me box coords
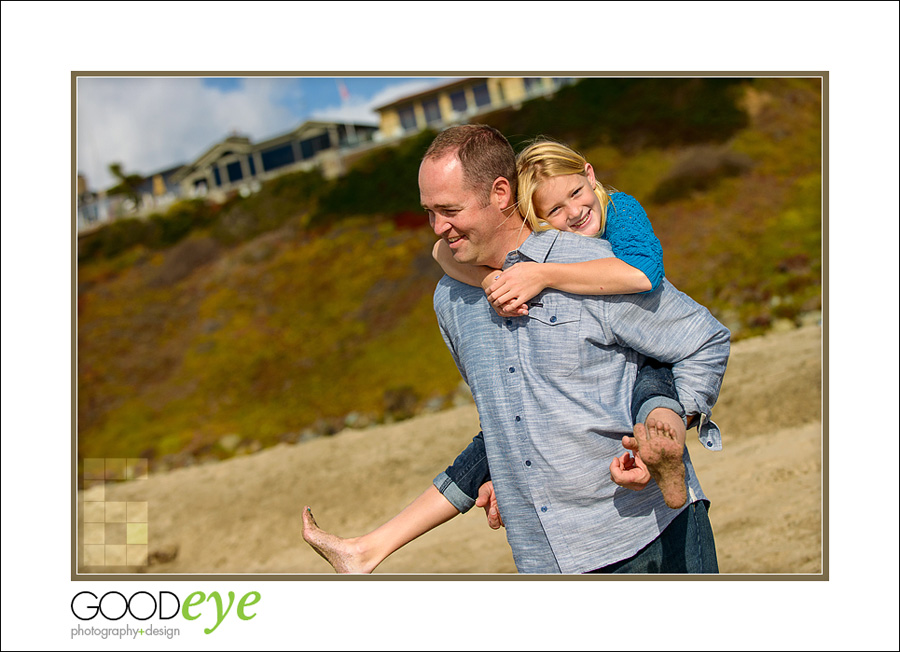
[79,324,823,575]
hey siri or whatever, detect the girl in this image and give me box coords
[302,140,688,573]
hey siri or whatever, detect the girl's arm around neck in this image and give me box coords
[485,257,652,314]
[540,257,653,295]
[432,239,499,291]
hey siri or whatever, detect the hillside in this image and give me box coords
[77,77,822,467]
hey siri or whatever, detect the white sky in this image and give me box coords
[77,76,447,190]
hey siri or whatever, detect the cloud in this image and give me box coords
[76,76,459,191]
[77,77,303,190]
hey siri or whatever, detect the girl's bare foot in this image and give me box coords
[632,418,687,509]
[301,507,375,573]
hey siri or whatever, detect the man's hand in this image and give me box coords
[609,436,652,490]
[475,481,504,529]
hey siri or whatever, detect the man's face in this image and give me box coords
[419,154,505,267]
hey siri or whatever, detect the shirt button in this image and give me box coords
[550,316,557,323]
[706,441,713,447]
[525,460,531,466]
[505,319,512,326]
[540,506,548,513]
[515,416,521,422]
[508,367,515,373]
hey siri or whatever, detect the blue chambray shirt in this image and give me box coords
[433,229,730,573]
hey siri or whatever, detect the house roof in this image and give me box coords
[148,163,189,179]
[171,119,376,183]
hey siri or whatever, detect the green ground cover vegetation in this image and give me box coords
[78,77,822,466]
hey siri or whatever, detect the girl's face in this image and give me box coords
[531,163,602,236]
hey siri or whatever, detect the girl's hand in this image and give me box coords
[481,270,527,318]
[485,262,546,317]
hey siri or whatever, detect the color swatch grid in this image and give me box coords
[82,458,148,566]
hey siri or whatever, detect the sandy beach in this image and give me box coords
[79,324,823,576]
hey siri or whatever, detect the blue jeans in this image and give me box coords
[443,360,684,504]
[434,432,491,511]
[586,500,718,573]
[630,358,685,426]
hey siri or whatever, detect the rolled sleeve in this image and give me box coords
[634,395,686,427]
[433,471,476,513]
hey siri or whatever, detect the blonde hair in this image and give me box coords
[516,140,611,236]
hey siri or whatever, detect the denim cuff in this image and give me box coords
[433,471,476,513]
[634,396,686,427]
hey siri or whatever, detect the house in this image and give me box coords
[374,77,572,141]
[170,120,378,202]
[77,165,185,232]
[137,164,185,212]
[77,78,572,234]
[77,173,108,232]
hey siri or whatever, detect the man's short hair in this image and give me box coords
[423,124,517,205]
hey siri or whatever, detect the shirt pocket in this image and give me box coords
[525,297,583,377]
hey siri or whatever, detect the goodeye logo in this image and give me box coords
[71,590,260,637]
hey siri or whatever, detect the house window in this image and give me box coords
[524,77,543,94]
[422,97,442,125]
[398,105,417,132]
[450,89,468,113]
[261,144,296,171]
[213,167,222,187]
[357,126,374,142]
[226,161,243,183]
[300,133,331,160]
[247,155,256,177]
[472,82,491,108]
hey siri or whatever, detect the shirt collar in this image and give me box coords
[503,230,560,268]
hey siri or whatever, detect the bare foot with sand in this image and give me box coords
[301,487,461,574]
[301,506,375,573]
[628,416,687,509]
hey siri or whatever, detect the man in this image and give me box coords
[423,125,729,573]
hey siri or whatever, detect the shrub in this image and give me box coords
[309,130,436,225]
[652,145,754,203]
[78,217,148,261]
[211,169,325,244]
[79,200,216,262]
[148,236,221,287]
[480,78,749,153]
